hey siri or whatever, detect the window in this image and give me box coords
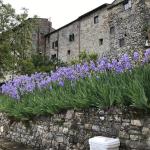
[110,27,115,34]
[145,36,150,47]
[119,38,125,47]
[99,39,103,46]
[69,34,74,42]
[55,41,58,47]
[94,16,99,24]
[51,54,57,59]
[67,50,71,55]
[52,41,58,49]
[52,42,55,49]
[123,0,132,10]
[47,36,50,43]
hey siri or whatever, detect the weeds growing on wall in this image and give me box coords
[0,49,150,120]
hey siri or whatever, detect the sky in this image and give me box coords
[4,0,114,29]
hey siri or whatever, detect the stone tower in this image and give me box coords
[30,18,53,56]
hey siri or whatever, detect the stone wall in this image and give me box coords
[80,7,110,57]
[108,0,146,56]
[0,108,150,150]
[31,18,52,55]
[45,5,109,62]
[58,21,80,62]
[46,32,58,59]
[145,0,150,45]
[145,0,150,23]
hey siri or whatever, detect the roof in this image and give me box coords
[45,3,108,36]
[46,20,78,36]
[78,3,108,19]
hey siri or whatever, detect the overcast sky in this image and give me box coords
[4,0,114,29]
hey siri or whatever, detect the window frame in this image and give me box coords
[52,42,55,49]
[67,50,71,55]
[145,36,150,47]
[55,41,58,47]
[99,39,103,46]
[94,16,99,24]
[51,54,57,59]
[47,36,50,43]
[110,26,115,34]
[69,34,75,42]
[119,38,125,47]
[52,41,58,49]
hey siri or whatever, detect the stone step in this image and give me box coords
[0,138,34,150]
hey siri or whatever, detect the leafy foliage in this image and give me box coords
[71,50,98,65]
[18,54,67,75]
[19,59,35,75]
[80,50,98,61]
[0,65,150,120]
[1,50,150,120]
[0,1,35,77]
[0,0,16,33]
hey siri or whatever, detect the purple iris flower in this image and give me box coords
[133,52,139,61]
[143,49,150,63]
[1,50,149,100]
[58,81,64,87]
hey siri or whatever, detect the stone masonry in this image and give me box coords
[30,18,52,55]
[108,0,147,55]
[80,5,110,58]
[0,108,150,150]
[43,0,150,62]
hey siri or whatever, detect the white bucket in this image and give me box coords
[89,136,120,150]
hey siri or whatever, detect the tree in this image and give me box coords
[0,0,16,77]
[13,8,34,60]
[0,1,34,77]
[0,0,17,33]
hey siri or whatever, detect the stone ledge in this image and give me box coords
[0,138,36,150]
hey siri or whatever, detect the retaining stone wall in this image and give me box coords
[0,108,150,150]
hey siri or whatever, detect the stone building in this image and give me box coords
[30,18,53,55]
[40,0,150,62]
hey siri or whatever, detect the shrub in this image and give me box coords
[79,50,98,62]
[18,54,67,75]
[19,59,35,75]
[88,51,98,62]
[70,50,98,65]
